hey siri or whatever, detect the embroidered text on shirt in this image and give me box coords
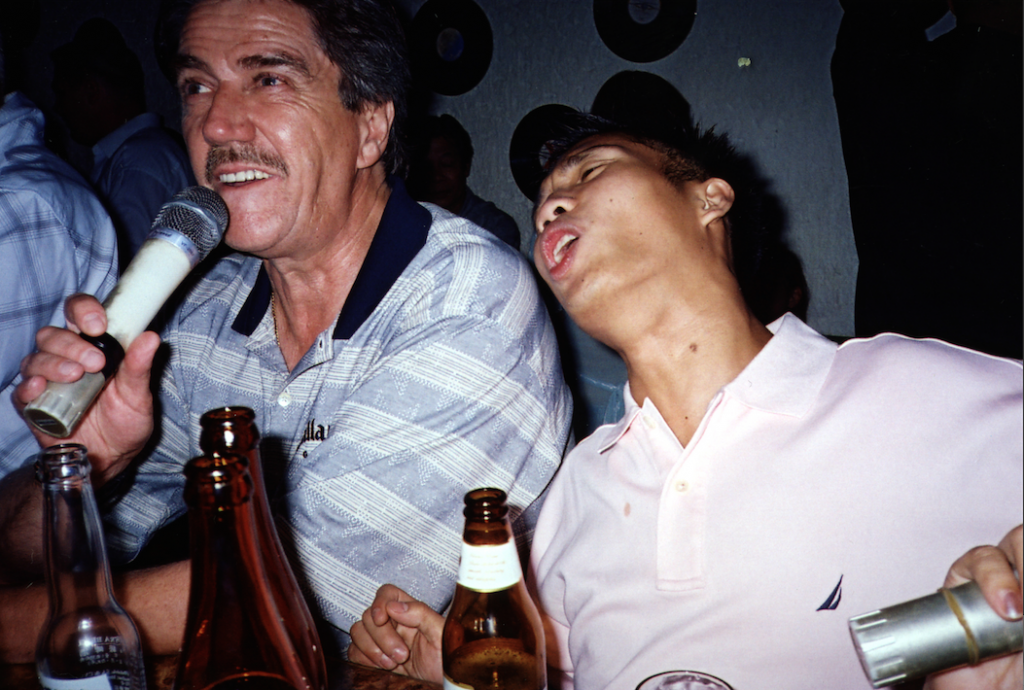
[302,418,330,443]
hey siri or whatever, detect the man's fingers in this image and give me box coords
[998,526,1023,581]
[353,584,444,677]
[120,332,160,383]
[355,589,413,668]
[997,525,1024,620]
[375,583,412,603]
[347,639,374,667]
[28,328,106,377]
[946,526,1024,621]
[14,334,105,413]
[369,584,415,628]
[349,637,391,671]
[371,604,389,627]
[13,373,49,410]
[386,600,425,628]
[63,294,106,336]
[350,620,398,671]
[385,599,446,645]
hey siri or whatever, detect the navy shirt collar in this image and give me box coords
[232,176,431,339]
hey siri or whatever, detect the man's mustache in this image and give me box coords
[205,145,289,184]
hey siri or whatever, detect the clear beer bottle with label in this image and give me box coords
[442,488,546,690]
[35,443,147,690]
[174,450,308,690]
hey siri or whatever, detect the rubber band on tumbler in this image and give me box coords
[940,586,980,665]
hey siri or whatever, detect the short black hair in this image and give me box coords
[540,110,771,293]
[156,0,410,175]
[52,18,146,108]
[416,114,473,167]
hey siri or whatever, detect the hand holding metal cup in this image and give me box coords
[849,580,1024,688]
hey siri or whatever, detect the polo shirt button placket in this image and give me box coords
[278,391,293,407]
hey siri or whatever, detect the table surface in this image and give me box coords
[0,655,442,690]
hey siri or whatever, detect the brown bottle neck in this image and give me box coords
[184,456,264,578]
[186,458,267,594]
[462,516,514,547]
[199,409,266,491]
[179,455,306,689]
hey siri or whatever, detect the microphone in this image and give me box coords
[23,187,229,438]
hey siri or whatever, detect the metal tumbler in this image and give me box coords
[848,580,1023,687]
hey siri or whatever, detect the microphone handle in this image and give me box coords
[23,234,196,438]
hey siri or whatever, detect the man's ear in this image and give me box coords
[698,178,735,226]
[356,100,395,169]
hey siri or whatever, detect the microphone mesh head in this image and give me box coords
[151,186,229,258]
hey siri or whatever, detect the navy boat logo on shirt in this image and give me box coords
[817,575,843,611]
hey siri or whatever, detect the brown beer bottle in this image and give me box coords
[198,407,327,690]
[441,488,546,690]
[174,451,308,690]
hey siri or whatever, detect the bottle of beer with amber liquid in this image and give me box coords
[174,450,308,690]
[442,488,546,690]
[35,443,147,690]
[198,407,326,690]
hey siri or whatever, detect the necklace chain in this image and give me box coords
[270,291,280,347]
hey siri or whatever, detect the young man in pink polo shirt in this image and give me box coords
[349,113,1023,690]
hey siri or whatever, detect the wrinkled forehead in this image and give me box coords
[180,0,321,56]
[175,0,343,96]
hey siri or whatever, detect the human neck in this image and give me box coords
[618,299,772,447]
[268,170,391,370]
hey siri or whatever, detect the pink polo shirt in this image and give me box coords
[530,315,1023,690]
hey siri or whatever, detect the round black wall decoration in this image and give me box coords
[592,70,693,145]
[593,0,697,63]
[410,0,494,95]
[509,104,577,200]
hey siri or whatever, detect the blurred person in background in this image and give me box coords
[0,32,119,479]
[52,17,194,269]
[407,114,520,250]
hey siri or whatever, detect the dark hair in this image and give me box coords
[540,110,771,297]
[156,0,410,175]
[52,18,146,108]
[417,114,473,166]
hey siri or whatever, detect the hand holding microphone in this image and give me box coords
[23,187,228,438]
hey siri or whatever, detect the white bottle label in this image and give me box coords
[39,673,115,690]
[457,541,521,592]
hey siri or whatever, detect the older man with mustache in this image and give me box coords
[0,0,571,662]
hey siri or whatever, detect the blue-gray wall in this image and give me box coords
[393,0,860,430]
[396,0,858,339]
